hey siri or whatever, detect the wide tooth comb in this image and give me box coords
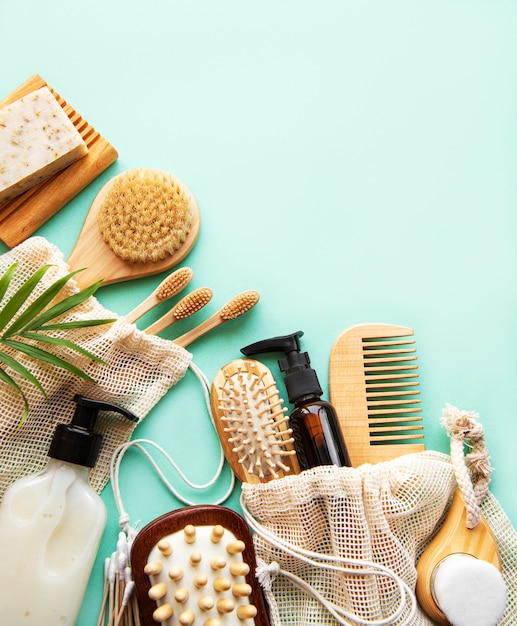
[329,323,425,466]
[130,505,270,626]
[211,359,300,484]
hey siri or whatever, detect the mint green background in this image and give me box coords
[1,1,516,623]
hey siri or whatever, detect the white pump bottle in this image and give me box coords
[0,394,138,625]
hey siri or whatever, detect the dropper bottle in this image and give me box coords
[0,394,139,626]
[241,331,351,470]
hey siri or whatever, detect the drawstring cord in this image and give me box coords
[440,403,492,529]
[110,361,235,541]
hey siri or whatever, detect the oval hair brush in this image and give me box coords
[144,287,213,335]
[173,290,260,349]
[125,266,194,323]
[211,358,300,483]
[67,168,200,289]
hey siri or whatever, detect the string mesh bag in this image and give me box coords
[0,236,192,499]
[241,404,517,625]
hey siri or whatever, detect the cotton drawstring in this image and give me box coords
[441,403,492,529]
[109,361,235,541]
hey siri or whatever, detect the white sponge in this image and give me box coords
[433,553,507,626]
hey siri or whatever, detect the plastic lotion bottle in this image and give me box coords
[0,394,138,626]
[241,330,351,470]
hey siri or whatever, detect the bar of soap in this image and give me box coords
[0,86,88,205]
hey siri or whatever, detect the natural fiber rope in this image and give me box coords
[440,403,492,529]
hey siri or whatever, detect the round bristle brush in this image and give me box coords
[173,290,260,349]
[125,266,194,323]
[415,490,507,626]
[144,287,213,335]
[67,168,200,289]
[211,358,300,483]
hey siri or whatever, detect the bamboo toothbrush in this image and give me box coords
[329,323,424,466]
[125,267,194,324]
[172,290,260,349]
[130,505,270,626]
[67,168,200,289]
[144,287,213,335]
[211,358,300,483]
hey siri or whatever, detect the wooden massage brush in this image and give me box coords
[130,505,270,626]
[210,358,300,484]
[67,168,201,289]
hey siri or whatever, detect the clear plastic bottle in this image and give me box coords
[0,395,138,625]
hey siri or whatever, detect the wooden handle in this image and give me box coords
[415,490,502,625]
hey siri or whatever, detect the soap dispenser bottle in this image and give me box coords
[241,331,351,470]
[0,394,139,626]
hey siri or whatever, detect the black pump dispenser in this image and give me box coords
[48,395,139,468]
[241,331,322,404]
[241,331,351,470]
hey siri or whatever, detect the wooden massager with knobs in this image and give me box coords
[130,505,270,626]
[415,489,507,626]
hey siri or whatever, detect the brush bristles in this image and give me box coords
[97,168,192,263]
[216,361,296,480]
[362,335,423,445]
[172,287,213,320]
[156,267,193,301]
[220,290,260,320]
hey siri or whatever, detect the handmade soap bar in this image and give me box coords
[0,86,88,204]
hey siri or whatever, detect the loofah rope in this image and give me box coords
[440,403,492,529]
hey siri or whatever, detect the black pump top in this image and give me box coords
[241,331,323,404]
[48,395,139,468]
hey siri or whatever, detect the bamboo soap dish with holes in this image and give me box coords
[0,74,118,248]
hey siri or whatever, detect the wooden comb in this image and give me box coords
[130,505,270,626]
[0,74,118,247]
[329,323,425,466]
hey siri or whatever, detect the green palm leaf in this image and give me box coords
[0,263,116,425]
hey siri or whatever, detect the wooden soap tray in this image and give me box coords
[0,74,118,248]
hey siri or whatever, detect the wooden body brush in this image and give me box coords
[415,490,506,626]
[67,168,200,289]
[211,358,300,483]
[329,323,424,466]
[130,505,270,626]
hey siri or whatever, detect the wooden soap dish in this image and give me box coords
[0,74,118,248]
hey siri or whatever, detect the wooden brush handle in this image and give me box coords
[415,489,501,624]
[173,312,225,348]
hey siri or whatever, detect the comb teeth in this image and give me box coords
[211,359,300,483]
[329,323,426,466]
[362,334,423,444]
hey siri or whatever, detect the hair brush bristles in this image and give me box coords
[97,168,192,263]
[145,287,213,335]
[211,359,300,483]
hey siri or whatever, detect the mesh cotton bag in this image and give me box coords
[241,406,517,625]
[0,236,192,499]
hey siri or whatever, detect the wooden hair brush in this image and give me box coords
[211,358,300,483]
[67,168,200,289]
[329,323,424,466]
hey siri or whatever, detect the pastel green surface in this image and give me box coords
[1,0,516,623]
